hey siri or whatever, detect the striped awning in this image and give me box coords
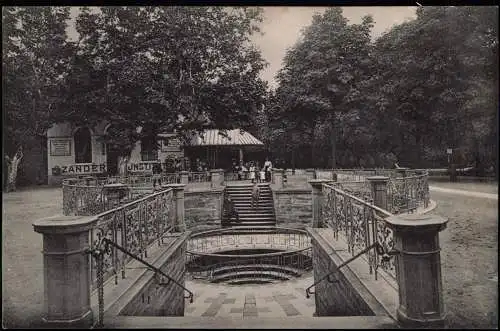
[190,129,264,146]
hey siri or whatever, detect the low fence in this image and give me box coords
[62,172,212,216]
[86,187,176,290]
[281,168,429,215]
[321,184,396,280]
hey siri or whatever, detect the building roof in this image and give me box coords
[190,129,264,146]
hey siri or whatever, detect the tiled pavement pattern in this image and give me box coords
[185,274,315,318]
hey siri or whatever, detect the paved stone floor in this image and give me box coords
[184,273,316,318]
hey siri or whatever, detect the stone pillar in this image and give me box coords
[305,168,316,180]
[103,183,129,209]
[367,176,390,210]
[396,167,409,178]
[309,179,334,228]
[33,216,95,328]
[180,171,189,185]
[272,168,285,189]
[385,214,448,328]
[169,184,186,232]
[210,169,224,188]
[84,176,96,186]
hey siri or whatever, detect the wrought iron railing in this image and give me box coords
[62,171,215,216]
[187,227,311,254]
[321,183,396,280]
[387,173,430,214]
[186,247,313,282]
[88,187,176,290]
[188,171,211,183]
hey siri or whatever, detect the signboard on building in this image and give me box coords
[55,163,106,174]
[50,139,72,156]
[160,134,182,152]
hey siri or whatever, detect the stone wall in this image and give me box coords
[272,189,312,229]
[311,237,373,316]
[119,234,188,316]
[185,188,224,229]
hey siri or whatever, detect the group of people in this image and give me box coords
[233,158,273,183]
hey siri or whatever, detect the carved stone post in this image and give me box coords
[396,167,409,178]
[305,168,316,180]
[367,176,390,210]
[210,169,224,188]
[180,171,189,185]
[33,216,95,328]
[385,214,448,328]
[309,179,334,228]
[103,183,129,209]
[169,184,186,232]
[272,168,285,189]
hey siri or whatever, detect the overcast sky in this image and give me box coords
[68,6,417,89]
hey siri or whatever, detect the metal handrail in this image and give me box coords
[305,242,385,299]
[100,238,194,303]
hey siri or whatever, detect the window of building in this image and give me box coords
[141,137,158,161]
[74,127,92,164]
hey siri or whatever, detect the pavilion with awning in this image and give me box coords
[184,129,266,170]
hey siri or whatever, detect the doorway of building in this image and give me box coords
[106,146,120,176]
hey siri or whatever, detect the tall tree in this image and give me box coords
[273,8,374,168]
[66,6,268,171]
[3,7,72,191]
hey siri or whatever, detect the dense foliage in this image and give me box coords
[3,6,268,188]
[267,7,498,173]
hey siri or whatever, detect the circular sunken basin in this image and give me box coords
[186,227,312,285]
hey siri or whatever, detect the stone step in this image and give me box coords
[228,221,276,226]
[233,210,275,215]
[226,278,276,285]
[211,270,292,282]
[107,316,399,329]
[211,264,303,277]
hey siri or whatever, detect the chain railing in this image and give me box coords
[321,183,396,281]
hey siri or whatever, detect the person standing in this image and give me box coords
[152,159,162,188]
[264,157,273,182]
[259,166,266,183]
[249,162,256,183]
[251,181,260,209]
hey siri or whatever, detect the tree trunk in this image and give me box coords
[330,113,337,169]
[118,155,130,177]
[5,147,23,192]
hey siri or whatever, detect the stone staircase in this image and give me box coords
[225,183,276,227]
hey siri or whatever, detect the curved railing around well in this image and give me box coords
[186,227,313,283]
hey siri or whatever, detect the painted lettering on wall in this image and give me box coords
[127,162,155,172]
[59,163,106,174]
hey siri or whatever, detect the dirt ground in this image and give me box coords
[2,182,498,328]
[432,189,498,329]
